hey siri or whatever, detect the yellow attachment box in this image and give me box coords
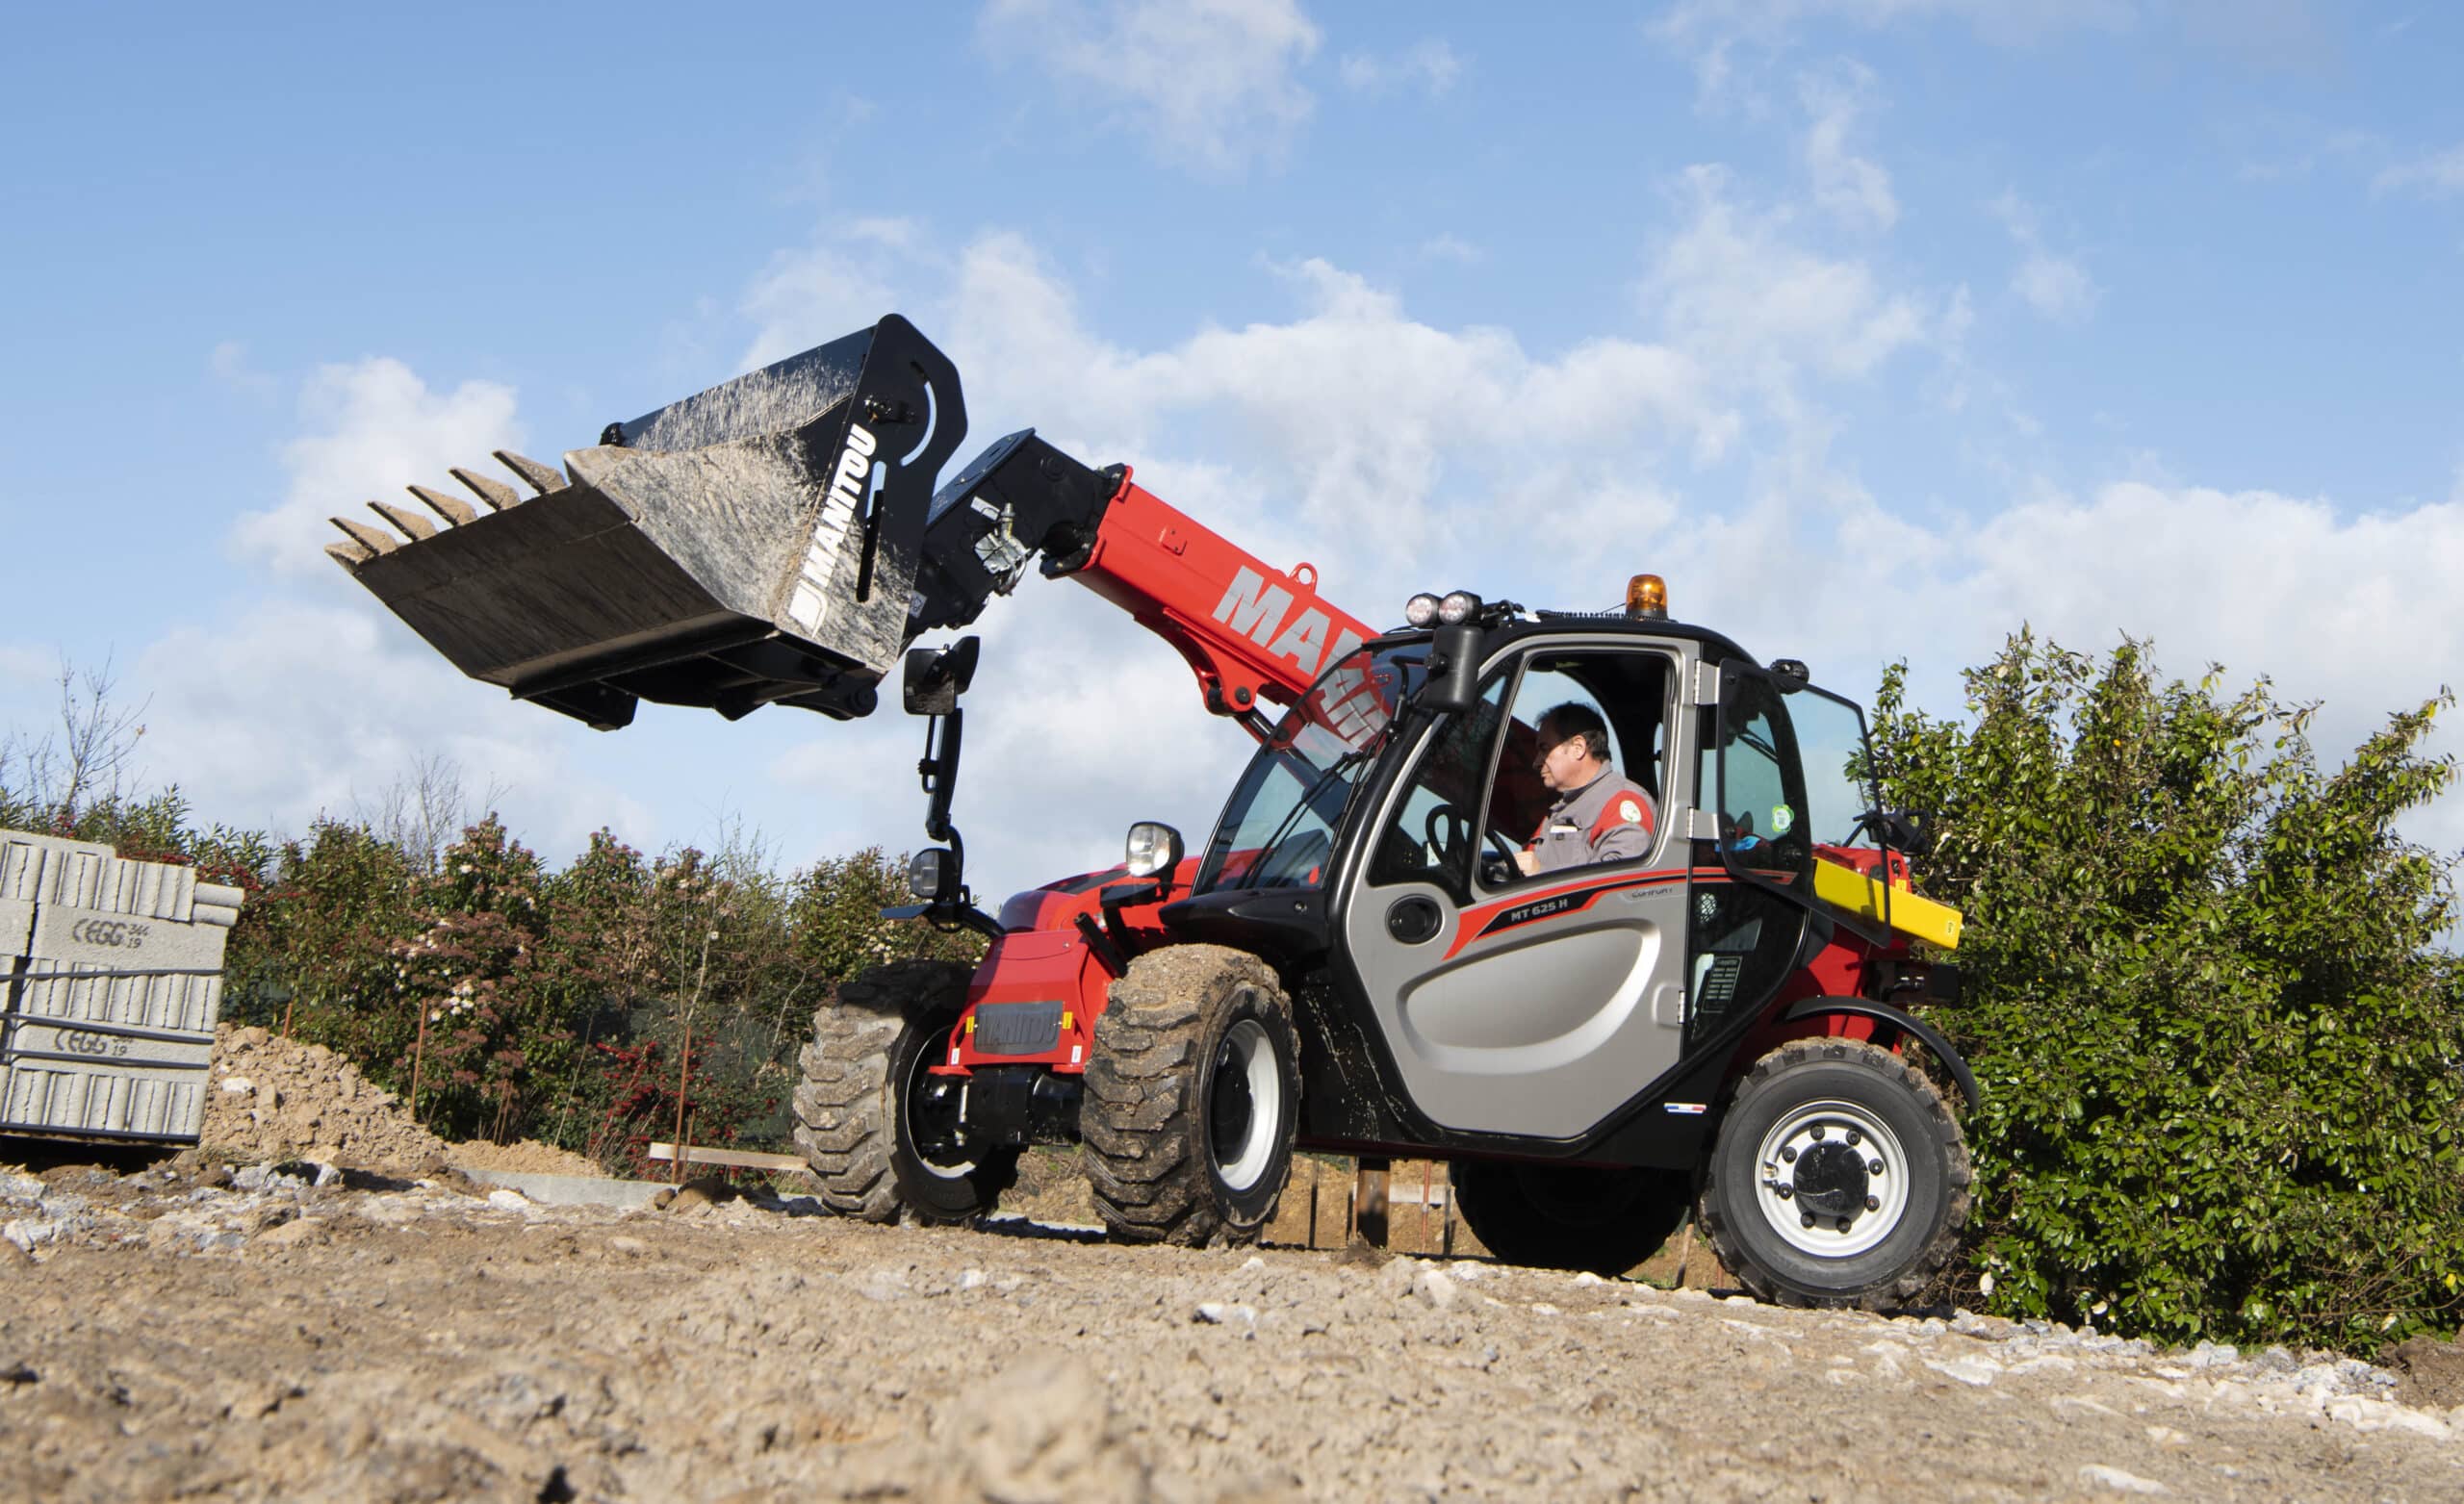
[1811,858,1963,951]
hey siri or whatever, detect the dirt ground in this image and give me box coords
[2,1158,2459,1502]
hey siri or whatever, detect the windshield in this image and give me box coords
[1193,644,1424,894]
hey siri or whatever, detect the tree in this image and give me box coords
[1869,632,2464,1355]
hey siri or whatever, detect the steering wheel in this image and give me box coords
[1424,805,1471,873]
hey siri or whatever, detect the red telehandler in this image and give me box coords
[326,316,1974,1309]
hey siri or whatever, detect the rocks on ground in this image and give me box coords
[202,1024,602,1178]
[0,1162,2458,1501]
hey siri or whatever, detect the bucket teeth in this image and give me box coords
[369,500,437,542]
[449,467,521,511]
[324,539,377,568]
[330,516,398,556]
[493,449,569,496]
[407,484,477,527]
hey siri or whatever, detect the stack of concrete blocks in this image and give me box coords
[0,829,245,1141]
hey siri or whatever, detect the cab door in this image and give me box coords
[1333,639,1697,1140]
[1683,663,1890,1050]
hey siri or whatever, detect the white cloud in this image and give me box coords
[2374,141,2464,200]
[980,0,1322,174]
[1418,233,1483,265]
[128,598,655,858]
[1989,190,2099,322]
[230,358,524,575]
[2011,251,2097,321]
[1338,38,1462,96]
[1641,166,1929,385]
[1930,483,2464,777]
[1799,63,1897,231]
[739,239,903,371]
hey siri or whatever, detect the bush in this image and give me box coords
[1871,632,2464,1355]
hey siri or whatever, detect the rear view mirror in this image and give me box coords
[904,636,981,715]
[1417,623,1483,715]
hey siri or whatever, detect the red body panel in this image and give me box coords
[1071,475,1382,722]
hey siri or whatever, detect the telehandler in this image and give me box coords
[326,315,1974,1308]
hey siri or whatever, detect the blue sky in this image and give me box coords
[4,2,2461,898]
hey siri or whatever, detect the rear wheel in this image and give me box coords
[791,959,1018,1223]
[1698,1037,1969,1310]
[1452,1160,1692,1276]
[1081,945,1299,1246]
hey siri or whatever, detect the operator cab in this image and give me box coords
[1160,576,1905,1159]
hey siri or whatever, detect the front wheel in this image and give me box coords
[1698,1037,1970,1311]
[791,959,1018,1223]
[1081,945,1300,1246]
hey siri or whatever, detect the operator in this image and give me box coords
[1513,701,1656,877]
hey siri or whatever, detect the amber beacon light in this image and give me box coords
[1626,574,1669,620]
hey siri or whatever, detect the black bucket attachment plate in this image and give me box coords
[327,316,967,727]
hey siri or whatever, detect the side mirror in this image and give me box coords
[904,635,982,716]
[1124,821,1184,879]
[1416,622,1483,714]
[1880,809,1933,856]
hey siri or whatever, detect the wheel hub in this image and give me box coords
[1789,1140,1871,1220]
[1211,1040,1255,1152]
[1207,1014,1284,1193]
[1752,1099,1910,1259]
[905,1056,976,1177]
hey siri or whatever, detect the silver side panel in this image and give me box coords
[1346,873,1690,1137]
[1336,637,1705,1139]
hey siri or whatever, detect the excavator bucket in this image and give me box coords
[326,316,968,727]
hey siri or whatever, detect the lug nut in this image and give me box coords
[1866,1194,1881,1211]
[1836,1217,1853,1232]
[1845,1130,1861,1147]
[1810,1126,1826,1140]
[1775,1185,1792,1200]
[1801,1213,1816,1229]
[1869,1159,1885,1176]
[1781,1146,1797,1162]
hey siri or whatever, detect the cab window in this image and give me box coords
[1487,649,1675,884]
[1368,669,1511,902]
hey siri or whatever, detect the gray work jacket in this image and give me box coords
[1527,770,1657,874]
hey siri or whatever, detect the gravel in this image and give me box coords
[0,1160,2457,1500]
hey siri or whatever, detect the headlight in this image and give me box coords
[1124,821,1184,878]
[907,848,953,901]
[1437,590,1481,625]
[1403,593,1441,628]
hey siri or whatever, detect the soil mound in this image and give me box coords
[203,1026,449,1171]
[202,1026,603,1178]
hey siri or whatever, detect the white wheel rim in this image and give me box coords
[1212,1017,1283,1191]
[904,1047,974,1180]
[1751,1098,1910,1259]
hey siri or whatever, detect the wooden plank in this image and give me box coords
[647,1142,808,1171]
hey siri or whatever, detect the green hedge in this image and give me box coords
[1871,633,2464,1355]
